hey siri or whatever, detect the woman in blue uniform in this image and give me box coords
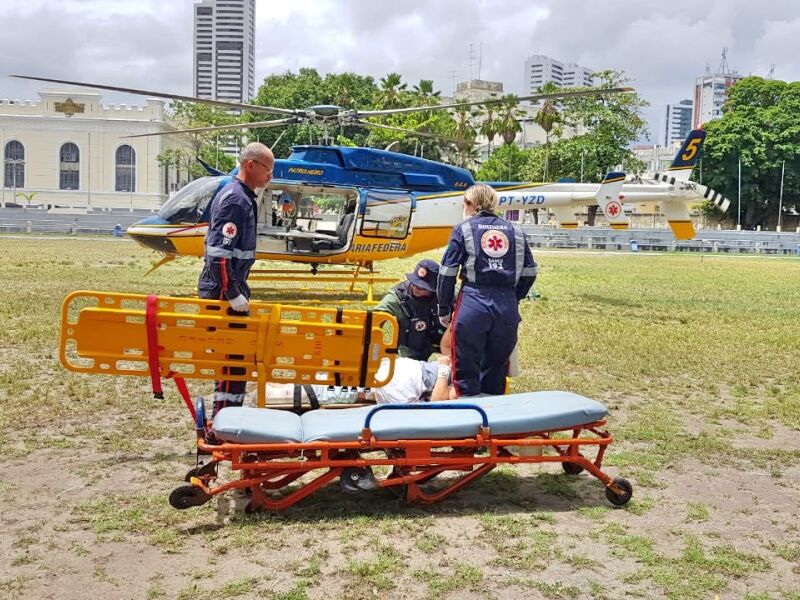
[436,183,537,396]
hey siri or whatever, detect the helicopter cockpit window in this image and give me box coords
[257,185,358,255]
[360,191,412,239]
[157,177,221,224]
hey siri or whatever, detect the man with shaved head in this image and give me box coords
[198,142,274,416]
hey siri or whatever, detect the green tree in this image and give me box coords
[701,76,800,229]
[475,143,530,182]
[533,81,564,180]
[249,69,377,157]
[498,94,524,145]
[377,72,409,109]
[479,104,500,155]
[411,79,441,106]
[164,101,238,177]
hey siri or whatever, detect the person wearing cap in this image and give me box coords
[375,258,444,361]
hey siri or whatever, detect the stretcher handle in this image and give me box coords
[362,403,489,430]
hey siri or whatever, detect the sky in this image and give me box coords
[1,0,799,144]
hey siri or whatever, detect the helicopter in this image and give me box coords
[12,75,730,298]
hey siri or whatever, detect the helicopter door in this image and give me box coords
[359,191,413,240]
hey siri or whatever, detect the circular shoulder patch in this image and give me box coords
[414,320,428,332]
[480,229,509,258]
[417,266,428,278]
[222,222,238,239]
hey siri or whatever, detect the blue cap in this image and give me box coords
[405,259,439,293]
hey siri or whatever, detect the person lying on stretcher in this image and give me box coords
[250,327,456,407]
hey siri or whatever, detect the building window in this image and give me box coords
[115,145,136,192]
[59,142,80,190]
[3,140,25,188]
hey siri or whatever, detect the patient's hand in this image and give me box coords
[437,355,451,367]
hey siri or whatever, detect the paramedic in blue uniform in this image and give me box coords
[437,183,537,397]
[198,142,274,416]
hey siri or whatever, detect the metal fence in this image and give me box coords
[520,225,800,255]
[0,206,156,236]
[2,207,799,255]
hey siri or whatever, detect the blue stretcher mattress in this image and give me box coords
[211,391,608,445]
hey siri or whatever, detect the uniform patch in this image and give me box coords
[480,229,509,258]
[417,266,428,279]
[414,320,427,332]
[222,222,238,239]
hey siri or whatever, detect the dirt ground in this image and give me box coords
[1,240,799,599]
[2,387,798,600]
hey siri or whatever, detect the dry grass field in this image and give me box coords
[1,236,799,600]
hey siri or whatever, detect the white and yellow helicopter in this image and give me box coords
[13,75,730,298]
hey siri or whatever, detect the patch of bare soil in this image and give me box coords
[1,401,799,600]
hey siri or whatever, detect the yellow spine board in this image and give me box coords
[60,291,398,390]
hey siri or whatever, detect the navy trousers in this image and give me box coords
[450,286,520,396]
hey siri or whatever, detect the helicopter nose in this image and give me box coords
[127,218,178,254]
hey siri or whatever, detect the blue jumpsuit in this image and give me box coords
[437,211,537,396]
[197,178,258,414]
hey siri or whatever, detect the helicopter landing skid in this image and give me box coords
[247,267,397,304]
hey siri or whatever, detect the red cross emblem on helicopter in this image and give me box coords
[606,201,622,218]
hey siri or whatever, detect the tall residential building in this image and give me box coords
[523,54,595,95]
[193,0,256,103]
[692,71,743,128]
[663,99,693,146]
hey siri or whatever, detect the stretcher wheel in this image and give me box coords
[605,477,633,506]
[169,485,211,510]
[184,461,217,482]
[561,461,585,475]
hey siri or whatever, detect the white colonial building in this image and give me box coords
[0,89,191,210]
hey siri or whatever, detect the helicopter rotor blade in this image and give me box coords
[124,118,299,138]
[353,119,469,145]
[10,74,299,117]
[356,87,634,117]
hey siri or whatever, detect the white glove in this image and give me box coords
[229,294,249,313]
[439,314,451,328]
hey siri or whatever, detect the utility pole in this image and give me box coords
[737,157,742,230]
[777,159,785,232]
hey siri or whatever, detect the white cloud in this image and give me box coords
[1,0,798,141]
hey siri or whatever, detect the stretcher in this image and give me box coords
[58,291,632,511]
[171,391,633,511]
[60,290,399,411]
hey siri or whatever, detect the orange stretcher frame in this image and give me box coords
[171,402,633,511]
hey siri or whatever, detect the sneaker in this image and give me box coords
[340,467,378,493]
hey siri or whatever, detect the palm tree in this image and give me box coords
[453,102,478,169]
[533,82,563,180]
[498,94,523,145]
[411,79,441,106]
[479,105,499,155]
[378,72,408,109]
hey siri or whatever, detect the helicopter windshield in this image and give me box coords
[157,177,222,224]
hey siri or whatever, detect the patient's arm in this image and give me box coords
[430,356,452,402]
